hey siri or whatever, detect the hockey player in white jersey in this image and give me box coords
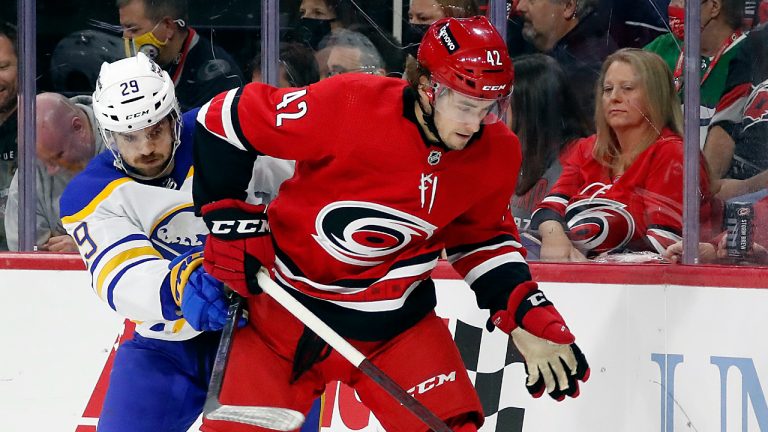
[59,53,241,432]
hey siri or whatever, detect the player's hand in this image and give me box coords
[510,328,589,400]
[169,246,244,331]
[486,280,589,400]
[201,199,275,297]
[44,235,78,253]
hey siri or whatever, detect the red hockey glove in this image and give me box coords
[487,281,590,401]
[201,199,275,297]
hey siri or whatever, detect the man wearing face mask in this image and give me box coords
[118,0,244,112]
[645,0,747,148]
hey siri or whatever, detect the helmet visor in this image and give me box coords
[432,82,511,125]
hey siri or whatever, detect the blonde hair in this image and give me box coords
[593,48,683,173]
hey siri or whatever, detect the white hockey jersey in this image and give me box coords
[60,111,205,341]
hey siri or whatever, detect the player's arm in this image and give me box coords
[193,80,346,295]
[444,151,589,401]
[62,201,184,323]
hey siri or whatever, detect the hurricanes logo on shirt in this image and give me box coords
[742,80,768,132]
[565,198,635,255]
[312,201,437,266]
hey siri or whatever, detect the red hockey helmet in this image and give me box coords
[417,16,514,101]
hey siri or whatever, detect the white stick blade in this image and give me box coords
[206,405,305,431]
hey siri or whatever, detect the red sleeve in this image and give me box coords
[443,134,532,313]
[641,138,711,253]
[197,79,349,161]
[529,135,594,230]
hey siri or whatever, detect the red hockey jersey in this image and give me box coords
[530,129,711,256]
[193,75,531,340]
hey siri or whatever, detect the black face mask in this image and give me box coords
[402,23,431,58]
[296,18,334,50]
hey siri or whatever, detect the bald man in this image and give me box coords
[4,92,105,251]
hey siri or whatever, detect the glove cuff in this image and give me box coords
[489,280,539,334]
[169,250,205,307]
[202,199,269,240]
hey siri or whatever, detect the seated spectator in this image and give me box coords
[645,0,747,149]
[250,41,320,87]
[4,93,106,251]
[118,0,244,111]
[598,0,668,48]
[515,0,618,123]
[664,189,768,265]
[49,29,123,95]
[293,0,357,50]
[349,23,406,77]
[0,21,18,251]
[509,54,592,234]
[704,26,768,199]
[319,29,387,78]
[530,49,711,261]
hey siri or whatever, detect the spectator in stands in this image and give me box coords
[295,0,359,50]
[598,0,669,48]
[0,21,18,251]
[403,0,479,78]
[509,54,592,237]
[530,49,711,261]
[250,42,320,87]
[4,93,106,252]
[515,0,618,122]
[704,25,768,199]
[319,29,387,78]
[664,190,768,265]
[645,0,746,148]
[118,0,244,111]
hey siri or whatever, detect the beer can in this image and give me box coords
[724,201,754,259]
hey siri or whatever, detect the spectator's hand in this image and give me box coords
[538,221,588,262]
[715,178,750,201]
[663,240,717,263]
[44,235,78,253]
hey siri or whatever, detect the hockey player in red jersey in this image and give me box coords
[193,16,589,432]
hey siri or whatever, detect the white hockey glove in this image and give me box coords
[487,281,590,400]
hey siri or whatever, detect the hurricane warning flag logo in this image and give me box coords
[313,201,437,266]
[565,198,635,254]
[743,80,768,132]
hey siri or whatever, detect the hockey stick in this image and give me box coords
[203,293,306,430]
[257,269,454,432]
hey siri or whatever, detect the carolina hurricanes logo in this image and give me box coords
[743,81,768,132]
[312,201,437,266]
[565,198,635,254]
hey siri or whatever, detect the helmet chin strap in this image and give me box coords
[416,96,449,149]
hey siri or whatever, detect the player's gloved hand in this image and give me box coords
[486,280,590,400]
[200,199,275,297]
[169,246,243,331]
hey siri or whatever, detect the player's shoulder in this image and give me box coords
[60,152,132,220]
[315,74,407,98]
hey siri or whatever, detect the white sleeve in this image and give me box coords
[62,179,179,323]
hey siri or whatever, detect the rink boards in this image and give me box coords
[1,253,767,432]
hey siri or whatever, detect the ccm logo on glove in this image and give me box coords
[210,219,269,235]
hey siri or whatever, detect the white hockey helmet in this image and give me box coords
[92,52,182,179]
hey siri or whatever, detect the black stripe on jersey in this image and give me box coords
[275,276,437,341]
[274,244,440,289]
[470,261,532,315]
[192,125,256,211]
[445,234,517,258]
[646,224,682,235]
[529,207,565,231]
[229,86,254,154]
